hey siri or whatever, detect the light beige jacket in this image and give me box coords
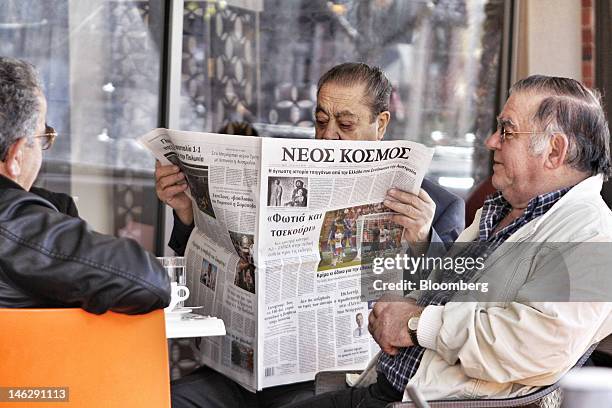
[354,175,612,401]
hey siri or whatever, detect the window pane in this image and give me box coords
[180,0,505,197]
[0,0,165,251]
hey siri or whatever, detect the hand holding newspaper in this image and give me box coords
[139,128,434,391]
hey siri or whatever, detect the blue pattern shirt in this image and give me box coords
[377,186,572,392]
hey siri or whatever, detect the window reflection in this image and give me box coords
[0,0,164,251]
[180,0,505,196]
[0,0,507,258]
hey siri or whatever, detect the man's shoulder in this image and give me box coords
[542,194,612,239]
[30,187,79,217]
[0,188,83,240]
[0,186,57,212]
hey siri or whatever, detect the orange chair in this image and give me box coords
[0,309,170,408]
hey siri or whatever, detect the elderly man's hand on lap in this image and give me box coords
[368,295,423,355]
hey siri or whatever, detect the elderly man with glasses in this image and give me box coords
[284,76,612,407]
[0,57,170,314]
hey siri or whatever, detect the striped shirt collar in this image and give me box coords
[479,186,572,242]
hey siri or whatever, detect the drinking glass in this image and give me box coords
[157,256,187,308]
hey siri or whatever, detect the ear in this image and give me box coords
[376,111,391,141]
[545,133,569,169]
[2,138,27,178]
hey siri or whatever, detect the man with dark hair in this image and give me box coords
[0,57,170,313]
[316,63,392,128]
[286,75,612,407]
[169,62,464,408]
[314,62,464,255]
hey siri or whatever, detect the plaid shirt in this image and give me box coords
[377,186,572,392]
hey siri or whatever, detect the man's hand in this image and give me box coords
[155,161,193,225]
[368,296,423,355]
[384,188,435,253]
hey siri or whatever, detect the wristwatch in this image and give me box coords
[407,315,420,347]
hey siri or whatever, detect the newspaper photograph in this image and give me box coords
[139,129,434,391]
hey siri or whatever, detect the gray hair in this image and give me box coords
[317,62,392,122]
[0,57,44,161]
[510,75,611,178]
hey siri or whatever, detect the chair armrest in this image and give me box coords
[385,386,562,408]
[314,374,560,407]
[386,343,599,408]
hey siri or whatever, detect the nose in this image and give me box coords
[485,128,502,151]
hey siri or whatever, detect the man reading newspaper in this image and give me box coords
[158,63,464,408]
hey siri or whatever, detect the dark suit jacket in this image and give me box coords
[169,178,465,256]
[421,178,465,250]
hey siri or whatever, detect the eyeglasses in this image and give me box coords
[33,124,57,150]
[496,120,546,143]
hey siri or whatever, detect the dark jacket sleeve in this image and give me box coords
[0,192,170,314]
[30,187,80,218]
[168,210,195,256]
[430,195,465,249]
[422,178,465,250]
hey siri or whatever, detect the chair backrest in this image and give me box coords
[465,177,495,227]
[602,180,612,209]
[0,308,170,408]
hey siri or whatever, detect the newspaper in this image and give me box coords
[139,128,434,391]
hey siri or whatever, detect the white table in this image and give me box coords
[165,314,226,339]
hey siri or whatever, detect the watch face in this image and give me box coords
[408,316,419,331]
